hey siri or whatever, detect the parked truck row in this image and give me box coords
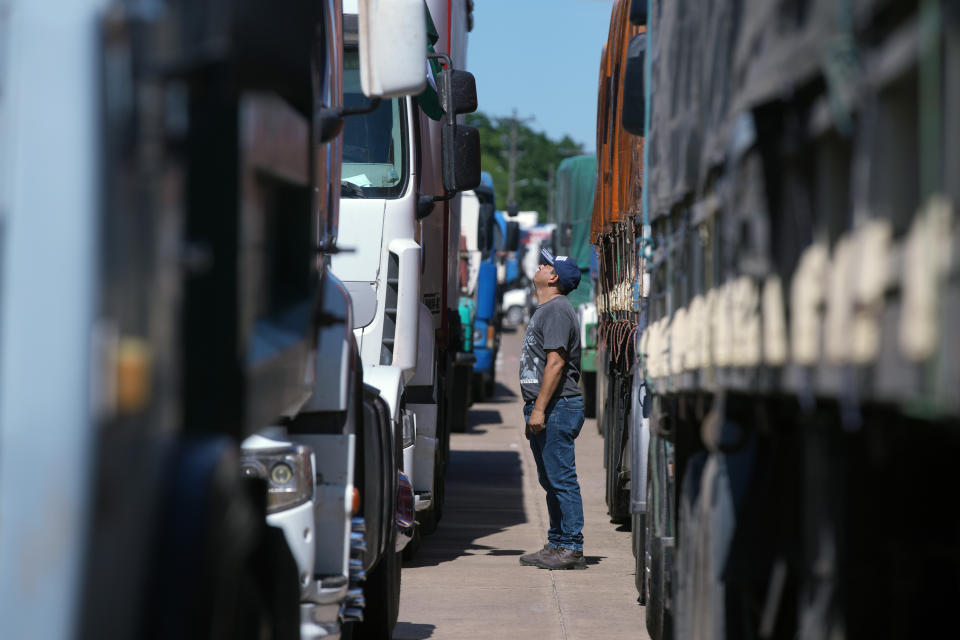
[1,1,479,639]
[593,1,960,639]
[457,172,521,405]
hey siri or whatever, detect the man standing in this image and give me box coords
[518,248,586,570]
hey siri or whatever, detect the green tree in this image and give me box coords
[465,112,583,222]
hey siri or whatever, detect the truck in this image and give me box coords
[455,186,482,413]
[332,0,480,549]
[0,1,425,639]
[467,172,521,401]
[238,3,432,638]
[551,155,599,416]
[591,0,646,551]
[471,174,501,401]
[596,1,960,639]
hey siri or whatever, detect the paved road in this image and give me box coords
[394,327,648,640]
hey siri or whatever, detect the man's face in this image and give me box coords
[534,263,557,288]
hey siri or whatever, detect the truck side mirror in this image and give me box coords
[358,0,427,98]
[438,69,478,115]
[442,124,482,193]
[506,200,519,217]
[621,33,646,136]
[629,0,648,26]
[506,221,520,252]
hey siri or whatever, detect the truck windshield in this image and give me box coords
[341,48,407,198]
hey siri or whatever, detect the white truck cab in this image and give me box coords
[334,0,480,546]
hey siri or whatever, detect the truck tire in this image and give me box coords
[506,305,525,326]
[484,369,496,398]
[633,511,648,604]
[582,371,596,418]
[472,374,486,403]
[402,523,421,561]
[606,375,631,523]
[451,365,470,432]
[418,506,438,536]
[417,437,447,536]
[646,479,674,640]
[353,541,401,638]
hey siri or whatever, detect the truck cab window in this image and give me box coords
[341,48,407,198]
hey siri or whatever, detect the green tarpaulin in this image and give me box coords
[553,154,596,307]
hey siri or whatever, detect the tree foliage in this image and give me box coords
[465,112,583,222]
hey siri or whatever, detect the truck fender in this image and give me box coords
[362,364,416,493]
[361,365,405,422]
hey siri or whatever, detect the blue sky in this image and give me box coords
[467,0,614,152]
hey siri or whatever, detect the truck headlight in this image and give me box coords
[240,445,313,514]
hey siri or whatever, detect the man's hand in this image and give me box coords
[528,408,546,434]
[527,349,566,438]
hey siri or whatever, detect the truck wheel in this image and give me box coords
[484,370,496,398]
[645,477,673,640]
[634,512,648,603]
[506,305,525,326]
[354,541,402,638]
[451,369,470,432]
[418,505,438,536]
[606,376,631,523]
[472,374,486,403]
[402,523,421,561]
[417,455,444,536]
[582,372,596,418]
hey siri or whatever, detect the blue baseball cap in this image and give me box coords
[540,248,581,294]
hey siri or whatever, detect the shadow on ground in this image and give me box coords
[393,622,436,639]
[404,449,526,568]
[493,382,517,398]
[466,409,502,431]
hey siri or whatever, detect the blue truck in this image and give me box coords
[472,172,521,400]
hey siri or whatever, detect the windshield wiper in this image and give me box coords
[340,180,367,198]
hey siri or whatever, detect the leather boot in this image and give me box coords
[536,547,585,570]
[519,544,552,566]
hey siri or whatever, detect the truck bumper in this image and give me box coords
[299,601,341,640]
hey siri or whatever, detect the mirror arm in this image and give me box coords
[432,191,457,203]
[427,53,454,115]
[417,191,456,220]
[314,96,383,144]
[340,97,382,118]
[426,52,453,70]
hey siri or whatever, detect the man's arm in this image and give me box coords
[528,348,566,434]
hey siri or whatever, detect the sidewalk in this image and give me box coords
[394,327,648,640]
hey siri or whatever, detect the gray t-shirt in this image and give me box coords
[518,296,582,403]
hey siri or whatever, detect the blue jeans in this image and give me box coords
[524,396,586,552]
